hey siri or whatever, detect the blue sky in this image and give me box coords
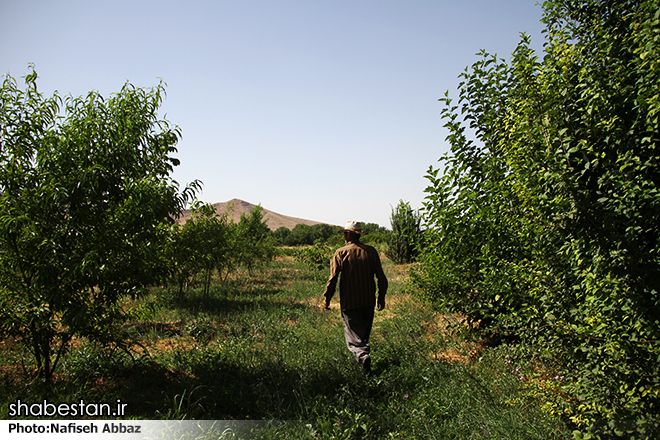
[1,0,545,228]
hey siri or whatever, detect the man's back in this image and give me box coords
[325,242,387,311]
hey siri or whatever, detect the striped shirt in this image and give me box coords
[323,241,388,311]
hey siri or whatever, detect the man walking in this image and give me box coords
[323,221,388,373]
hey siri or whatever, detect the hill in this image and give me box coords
[177,198,327,231]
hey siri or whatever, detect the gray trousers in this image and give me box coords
[341,307,375,364]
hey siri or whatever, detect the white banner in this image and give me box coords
[1,420,276,440]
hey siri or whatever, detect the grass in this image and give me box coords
[0,255,568,439]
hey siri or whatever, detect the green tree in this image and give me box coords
[294,239,339,272]
[271,226,292,245]
[168,220,203,300]
[0,68,198,380]
[168,201,230,299]
[386,201,423,264]
[234,205,275,275]
[360,222,391,251]
[416,0,660,436]
[283,223,337,246]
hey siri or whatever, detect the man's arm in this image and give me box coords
[377,295,385,311]
[322,253,340,308]
[374,249,388,311]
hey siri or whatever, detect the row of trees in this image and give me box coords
[171,206,425,293]
[281,204,424,272]
[414,0,659,436]
[172,202,425,289]
[169,202,274,298]
[0,68,424,381]
[271,221,394,248]
[0,71,277,380]
[272,223,338,246]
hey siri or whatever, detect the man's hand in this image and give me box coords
[377,297,385,311]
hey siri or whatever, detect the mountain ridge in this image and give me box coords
[177,198,328,231]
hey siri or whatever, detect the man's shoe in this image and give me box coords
[363,357,372,374]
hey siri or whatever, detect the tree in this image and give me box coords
[168,201,230,299]
[283,223,337,246]
[360,223,391,251]
[386,201,422,264]
[271,226,292,245]
[233,205,275,275]
[416,0,660,436]
[168,219,203,300]
[0,68,198,379]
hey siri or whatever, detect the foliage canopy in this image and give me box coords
[0,68,198,379]
[415,0,660,436]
